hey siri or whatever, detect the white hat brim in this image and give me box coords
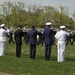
[60,26,65,29]
[46,22,51,25]
[0,24,5,27]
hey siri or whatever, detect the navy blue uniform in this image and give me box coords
[14,28,23,57]
[43,27,53,60]
[27,28,40,59]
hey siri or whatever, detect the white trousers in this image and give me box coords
[57,41,66,62]
[0,41,6,56]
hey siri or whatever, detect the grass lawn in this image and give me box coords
[0,40,75,75]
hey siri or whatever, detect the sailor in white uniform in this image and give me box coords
[0,24,10,56]
[54,26,69,62]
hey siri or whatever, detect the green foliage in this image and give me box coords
[0,1,75,29]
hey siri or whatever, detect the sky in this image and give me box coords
[0,0,75,17]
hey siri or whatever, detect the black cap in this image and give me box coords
[18,25,22,28]
[32,26,35,29]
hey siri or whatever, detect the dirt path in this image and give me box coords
[0,72,13,75]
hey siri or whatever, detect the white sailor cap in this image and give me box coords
[60,26,65,29]
[46,22,51,25]
[0,24,5,27]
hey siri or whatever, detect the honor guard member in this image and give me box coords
[55,26,69,62]
[14,25,24,57]
[27,26,40,59]
[8,29,14,44]
[66,30,72,45]
[43,22,54,60]
[0,24,10,56]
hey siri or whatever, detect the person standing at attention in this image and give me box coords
[43,22,54,60]
[0,24,10,56]
[14,25,24,57]
[27,26,40,59]
[54,26,69,62]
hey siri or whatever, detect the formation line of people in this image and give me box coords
[0,22,70,62]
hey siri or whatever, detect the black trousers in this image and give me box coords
[71,39,75,45]
[16,43,22,57]
[8,37,14,44]
[45,44,52,60]
[66,38,72,45]
[30,45,36,59]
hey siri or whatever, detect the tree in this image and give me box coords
[11,2,27,27]
[43,5,55,22]
[59,5,69,25]
[0,2,13,26]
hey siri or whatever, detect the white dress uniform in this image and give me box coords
[55,26,69,62]
[0,24,10,56]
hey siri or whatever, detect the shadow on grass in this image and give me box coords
[65,58,75,62]
[35,56,57,61]
[36,56,75,62]
[5,53,75,62]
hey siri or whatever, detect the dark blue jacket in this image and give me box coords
[43,28,53,45]
[28,30,40,45]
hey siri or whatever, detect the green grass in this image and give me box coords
[0,40,75,75]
